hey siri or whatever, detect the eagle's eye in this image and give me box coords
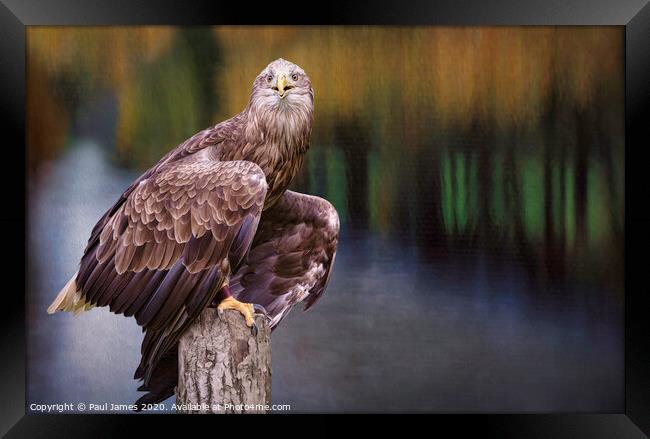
[291,73,299,81]
[266,74,273,82]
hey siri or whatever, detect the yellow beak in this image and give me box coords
[277,74,287,97]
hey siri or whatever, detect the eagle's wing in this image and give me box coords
[72,154,267,393]
[81,117,244,258]
[230,190,340,329]
[78,157,266,322]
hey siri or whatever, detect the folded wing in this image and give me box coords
[230,190,340,329]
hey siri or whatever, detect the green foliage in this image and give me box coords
[521,157,544,240]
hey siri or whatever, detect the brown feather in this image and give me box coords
[231,191,339,324]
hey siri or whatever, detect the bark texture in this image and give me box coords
[175,308,271,413]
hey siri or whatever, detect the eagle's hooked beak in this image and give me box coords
[276,74,287,98]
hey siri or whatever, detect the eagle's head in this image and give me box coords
[245,58,314,149]
[249,58,313,114]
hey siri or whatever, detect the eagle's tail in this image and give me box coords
[47,272,94,315]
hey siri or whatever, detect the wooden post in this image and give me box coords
[175,308,272,413]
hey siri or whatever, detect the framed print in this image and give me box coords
[2,0,650,437]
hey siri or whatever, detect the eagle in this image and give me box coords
[47,58,340,409]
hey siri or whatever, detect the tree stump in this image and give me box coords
[175,308,271,413]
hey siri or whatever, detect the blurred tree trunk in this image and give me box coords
[556,125,568,279]
[574,107,591,249]
[475,117,494,248]
[450,149,459,236]
[543,88,565,280]
[336,118,369,231]
[416,141,445,252]
[178,27,222,126]
[505,129,533,271]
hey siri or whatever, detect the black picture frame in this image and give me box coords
[3,0,649,437]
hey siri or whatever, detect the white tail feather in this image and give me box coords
[47,272,94,315]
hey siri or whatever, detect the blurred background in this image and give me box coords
[27,26,624,413]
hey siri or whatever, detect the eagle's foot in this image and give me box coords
[216,297,268,336]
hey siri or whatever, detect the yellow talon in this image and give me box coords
[217,296,255,328]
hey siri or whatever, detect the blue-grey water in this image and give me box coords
[27,140,623,413]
